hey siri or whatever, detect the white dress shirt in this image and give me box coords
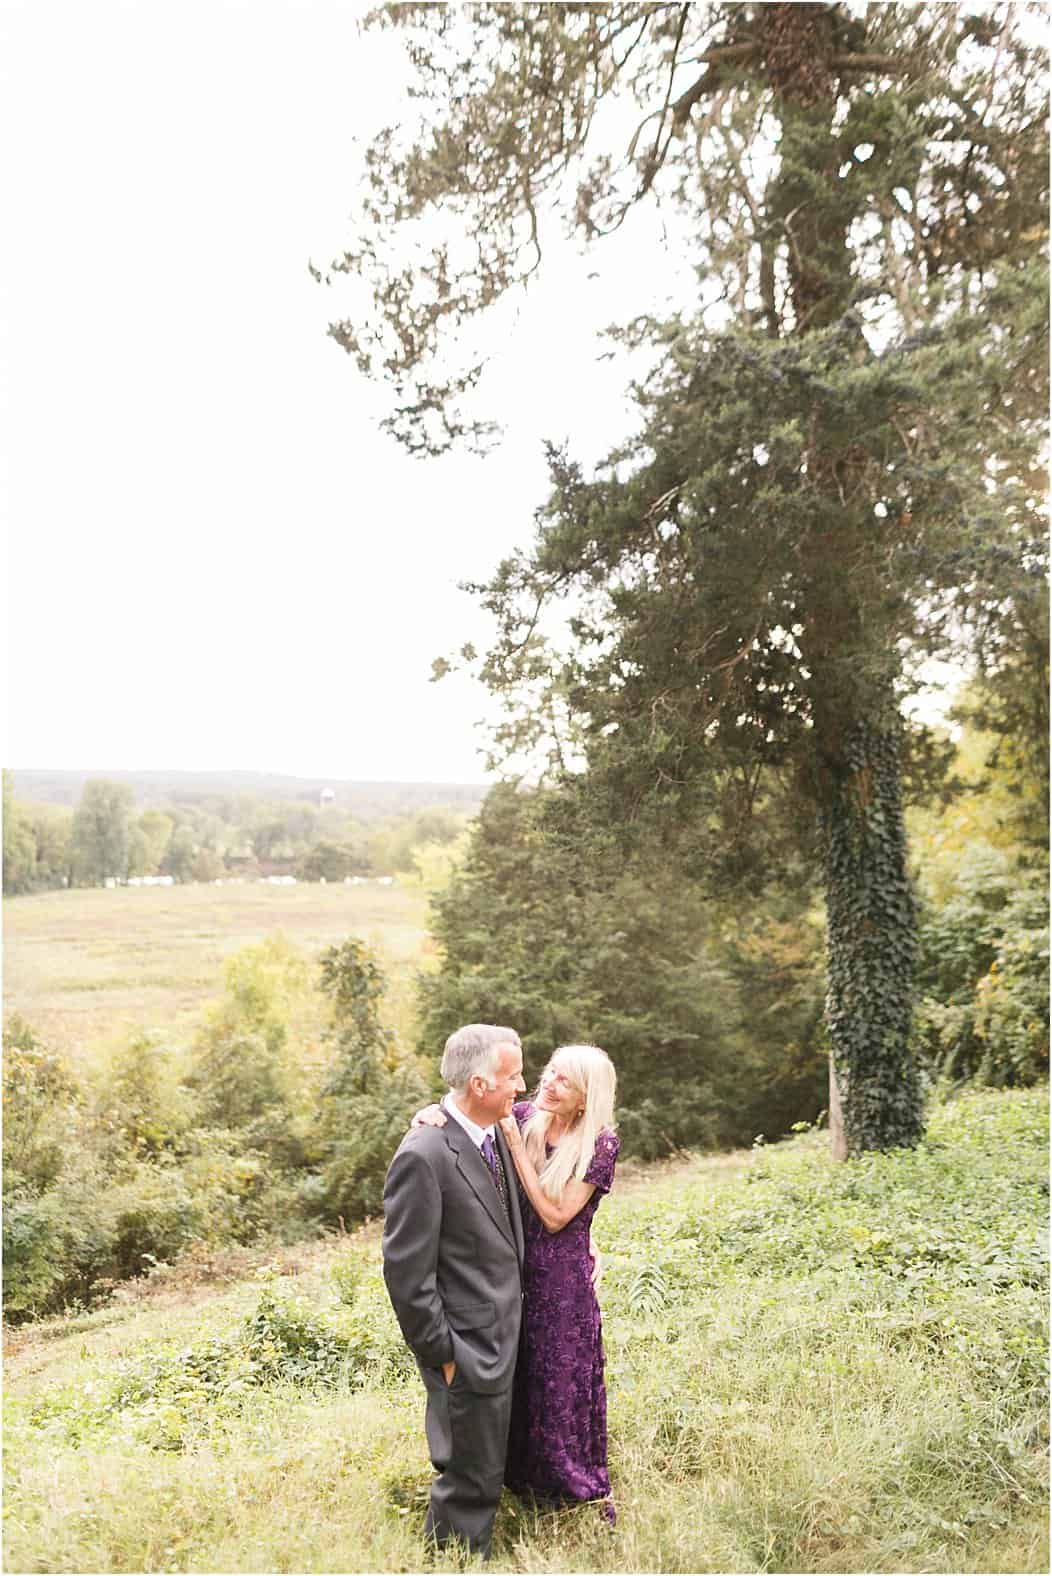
[443,1091,495,1151]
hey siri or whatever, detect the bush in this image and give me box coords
[174,1131,292,1247]
[91,1032,196,1163]
[189,937,315,1167]
[2,1169,117,1321]
[913,843,1048,1086]
[30,1273,417,1449]
[102,1160,201,1279]
[2,1017,81,1194]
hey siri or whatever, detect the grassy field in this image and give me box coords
[2,883,432,1060]
[4,1088,1047,1575]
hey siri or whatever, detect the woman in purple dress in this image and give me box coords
[413,1044,620,1522]
[499,1044,619,1521]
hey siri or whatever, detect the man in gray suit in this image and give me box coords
[382,1023,527,1559]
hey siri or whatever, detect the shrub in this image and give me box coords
[2,1017,81,1194]
[91,1032,196,1164]
[2,1170,116,1321]
[913,843,1048,1085]
[102,1160,201,1279]
[189,938,314,1168]
[313,940,432,1221]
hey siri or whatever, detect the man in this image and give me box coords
[382,1023,527,1559]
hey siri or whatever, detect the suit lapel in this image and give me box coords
[444,1123,518,1250]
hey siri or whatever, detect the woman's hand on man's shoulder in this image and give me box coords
[410,1103,447,1128]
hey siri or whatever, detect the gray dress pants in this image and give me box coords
[420,1366,514,1557]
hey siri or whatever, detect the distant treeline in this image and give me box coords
[11,768,488,816]
[2,770,485,895]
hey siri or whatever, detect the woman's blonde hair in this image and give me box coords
[521,1045,617,1202]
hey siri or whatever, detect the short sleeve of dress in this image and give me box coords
[583,1129,620,1195]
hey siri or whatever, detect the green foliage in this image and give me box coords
[1,1020,133,1318]
[3,770,37,893]
[330,1252,366,1308]
[3,773,74,894]
[8,770,482,891]
[101,1159,201,1281]
[71,778,136,885]
[25,803,74,888]
[906,696,1050,1091]
[2,1163,117,1321]
[604,1090,1048,1307]
[91,1032,195,1162]
[2,1016,80,1193]
[189,937,311,1159]
[368,807,470,876]
[26,1276,412,1451]
[419,783,828,1157]
[161,823,196,881]
[914,843,1048,1087]
[128,810,174,876]
[314,940,432,1220]
[296,839,365,881]
[1,934,421,1319]
[406,828,472,895]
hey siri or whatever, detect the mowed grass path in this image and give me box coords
[3,883,430,1059]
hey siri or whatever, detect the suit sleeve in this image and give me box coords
[382,1141,454,1368]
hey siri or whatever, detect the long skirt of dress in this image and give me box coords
[503,1116,618,1517]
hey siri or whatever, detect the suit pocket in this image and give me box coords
[446,1301,494,1331]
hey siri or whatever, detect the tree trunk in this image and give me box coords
[827,1053,848,1161]
[759,6,925,1156]
[821,723,923,1155]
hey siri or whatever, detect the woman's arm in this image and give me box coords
[499,1115,595,1232]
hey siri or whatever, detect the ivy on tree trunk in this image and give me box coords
[822,724,922,1155]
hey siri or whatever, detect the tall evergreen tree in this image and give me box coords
[324,3,1048,1154]
[419,781,828,1155]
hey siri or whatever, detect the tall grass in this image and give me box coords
[4,1088,1047,1573]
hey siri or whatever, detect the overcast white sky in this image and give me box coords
[2,0,696,784]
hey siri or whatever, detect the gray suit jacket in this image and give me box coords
[382,1116,525,1393]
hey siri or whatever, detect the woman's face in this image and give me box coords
[536,1057,584,1123]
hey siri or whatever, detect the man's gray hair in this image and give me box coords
[441,1023,521,1091]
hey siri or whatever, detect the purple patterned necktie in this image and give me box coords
[481,1132,510,1215]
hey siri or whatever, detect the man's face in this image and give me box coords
[473,1042,526,1123]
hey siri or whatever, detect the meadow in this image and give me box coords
[2,882,431,1061]
[4,1087,1047,1575]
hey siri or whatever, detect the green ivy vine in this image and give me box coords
[823,723,924,1154]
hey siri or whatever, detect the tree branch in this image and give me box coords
[638,4,691,198]
[670,40,761,129]
[832,52,908,73]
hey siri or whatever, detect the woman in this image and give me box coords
[413,1044,619,1521]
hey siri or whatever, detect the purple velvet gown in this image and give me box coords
[504,1101,620,1515]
